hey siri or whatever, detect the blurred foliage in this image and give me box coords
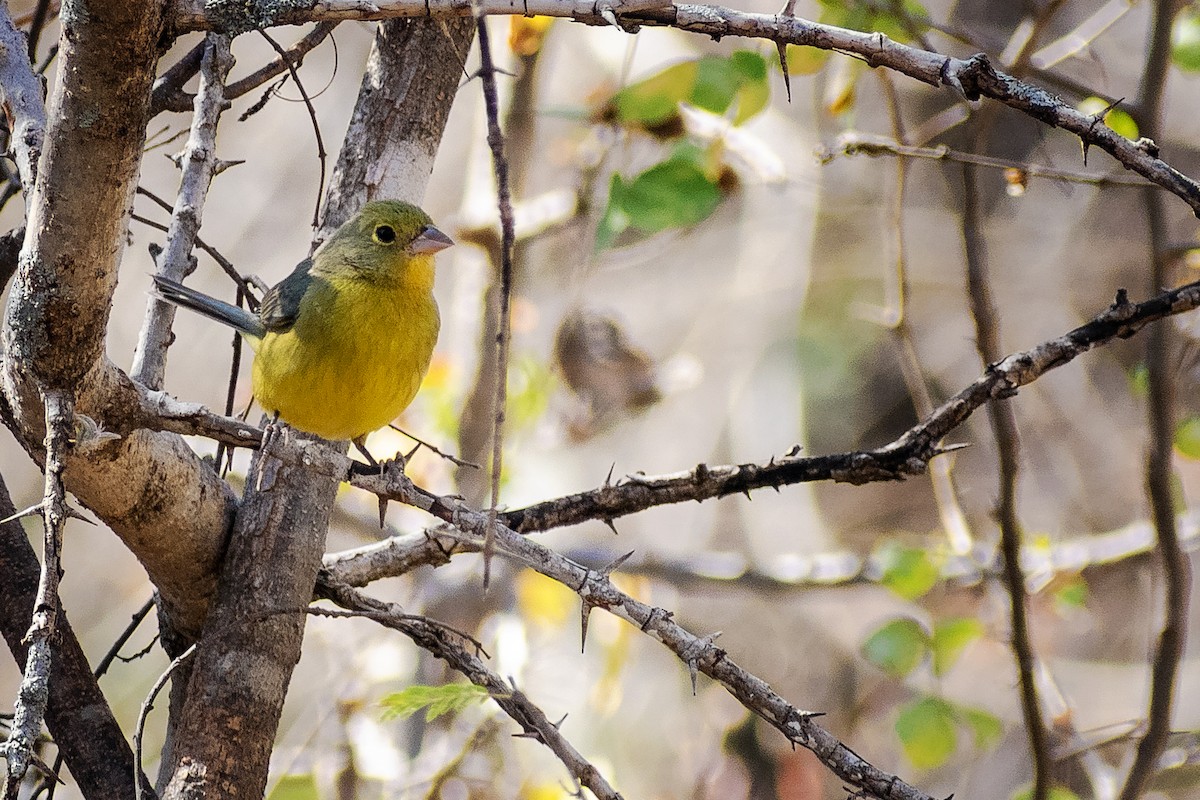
[379,683,492,722]
[1012,786,1083,800]
[878,542,941,600]
[597,143,726,249]
[604,50,769,132]
[862,616,928,677]
[595,50,769,249]
[1172,5,1200,71]
[897,696,1001,769]
[1174,415,1200,459]
[930,617,984,677]
[817,0,930,43]
[266,774,320,800]
[509,15,555,56]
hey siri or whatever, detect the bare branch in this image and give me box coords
[961,163,1049,799]
[2,392,71,793]
[132,33,235,390]
[472,14,517,586]
[818,132,1158,188]
[1121,3,1193,797]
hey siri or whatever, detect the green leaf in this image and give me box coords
[1053,576,1088,610]
[1077,96,1139,141]
[612,60,700,126]
[818,0,929,43]
[861,617,929,677]
[267,774,320,800]
[597,147,724,249]
[878,543,940,600]
[960,706,1004,751]
[728,51,770,124]
[608,51,770,130]
[930,617,983,676]
[896,696,957,769]
[379,683,491,723]
[1173,8,1200,71]
[1128,363,1149,396]
[1175,416,1200,459]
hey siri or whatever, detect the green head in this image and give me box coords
[315,200,454,282]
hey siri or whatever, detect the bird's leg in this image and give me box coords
[255,412,282,491]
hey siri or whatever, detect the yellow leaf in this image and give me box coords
[517,568,575,628]
[509,16,555,56]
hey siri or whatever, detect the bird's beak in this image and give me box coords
[409,225,455,254]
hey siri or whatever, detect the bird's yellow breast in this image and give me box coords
[250,265,439,441]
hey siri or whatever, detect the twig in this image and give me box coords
[961,162,1049,800]
[35,597,156,800]
[133,644,195,800]
[873,69,973,557]
[156,23,340,115]
[175,0,1200,216]
[316,578,623,799]
[472,13,516,588]
[25,0,52,61]
[149,41,206,116]
[2,392,73,795]
[0,2,47,193]
[818,133,1157,188]
[132,33,235,390]
[1120,2,1193,797]
[255,27,326,227]
[133,188,256,303]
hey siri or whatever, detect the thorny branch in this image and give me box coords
[2,392,72,796]
[315,579,623,800]
[169,0,1200,216]
[144,277,1200,532]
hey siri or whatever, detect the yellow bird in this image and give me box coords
[153,200,453,446]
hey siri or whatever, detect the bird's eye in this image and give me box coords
[373,224,397,245]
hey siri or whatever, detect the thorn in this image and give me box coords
[604,462,616,487]
[684,631,722,695]
[513,730,543,741]
[580,601,595,653]
[65,505,96,526]
[784,444,802,457]
[600,550,635,576]
[378,496,389,529]
[742,489,752,501]
[776,42,792,103]
[553,713,567,728]
[0,501,44,525]
[213,158,246,175]
[602,517,619,535]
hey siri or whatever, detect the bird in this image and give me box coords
[153,200,453,452]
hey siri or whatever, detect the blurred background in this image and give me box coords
[3,0,1200,798]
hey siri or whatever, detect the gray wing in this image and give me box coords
[258,258,315,334]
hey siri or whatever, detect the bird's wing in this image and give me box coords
[259,258,315,334]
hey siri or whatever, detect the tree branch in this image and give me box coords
[132,33,235,390]
[170,0,1200,216]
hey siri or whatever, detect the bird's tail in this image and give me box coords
[151,276,266,342]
